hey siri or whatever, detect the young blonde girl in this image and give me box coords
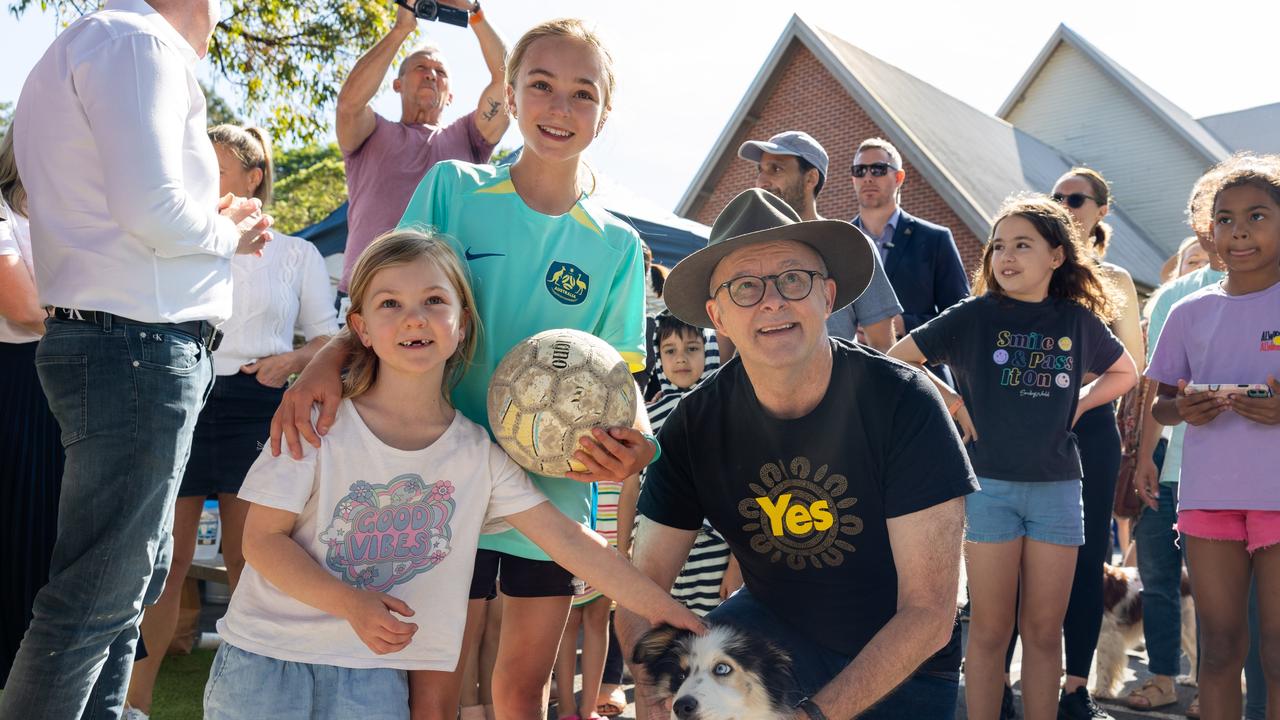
[272,22,658,718]
[209,232,697,719]
[1147,154,1280,720]
[888,195,1137,720]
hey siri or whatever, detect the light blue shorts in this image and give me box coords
[965,477,1084,546]
[203,642,409,720]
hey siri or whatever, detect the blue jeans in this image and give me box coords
[707,589,959,719]
[203,643,409,719]
[1246,579,1265,720]
[0,317,212,720]
[1135,467,1184,677]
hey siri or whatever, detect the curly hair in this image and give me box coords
[1202,153,1280,224]
[343,229,480,400]
[974,193,1121,324]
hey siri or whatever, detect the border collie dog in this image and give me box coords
[1092,564,1197,699]
[633,624,798,720]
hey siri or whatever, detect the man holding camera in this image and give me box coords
[336,0,508,295]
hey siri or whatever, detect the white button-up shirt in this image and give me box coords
[14,0,240,324]
[214,234,339,376]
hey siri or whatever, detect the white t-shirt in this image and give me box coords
[0,199,39,344]
[218,400,546,670]
[214,233,339,376]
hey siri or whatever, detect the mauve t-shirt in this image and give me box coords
[340,111,495,291]
[1146,280,1280,511]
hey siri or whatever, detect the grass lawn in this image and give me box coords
[151,648,215,719]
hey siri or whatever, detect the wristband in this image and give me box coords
[469,3,483,25]
[795,698,829,720]
[641,432,661,466]
[947,396,964,417]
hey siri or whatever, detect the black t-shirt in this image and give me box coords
[639,339,976,672]
[911,294,1124,482]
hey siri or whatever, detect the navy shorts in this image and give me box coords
[468,549,582,600]
[179,371,284,497]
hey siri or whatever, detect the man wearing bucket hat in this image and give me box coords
[738,131,902,351]
[618,188,976,720]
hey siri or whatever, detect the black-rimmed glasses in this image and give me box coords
[851,162,899,178]
[713,269,825,308]
[1051,192,1100,209]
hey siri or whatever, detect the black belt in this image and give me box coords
[46,307,223,352]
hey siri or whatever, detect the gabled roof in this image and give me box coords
[997,24,1231,164]
[675,15,1167,287]
[1198,102,1280,155]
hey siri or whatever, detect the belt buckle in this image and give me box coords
[208,326,224,352]
[49,307,90,322]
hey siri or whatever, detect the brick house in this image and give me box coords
[675,16,1280,290]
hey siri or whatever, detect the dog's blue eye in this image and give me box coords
[714,663,732,676]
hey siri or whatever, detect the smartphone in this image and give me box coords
[1184,383,1274,399]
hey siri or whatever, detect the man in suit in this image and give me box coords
[850,138,969,335]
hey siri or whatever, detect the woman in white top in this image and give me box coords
[0,126,67,688]
[124,125,338,719]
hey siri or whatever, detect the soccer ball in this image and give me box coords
[487,329,638,477]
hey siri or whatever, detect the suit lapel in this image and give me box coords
[884,212,915,278]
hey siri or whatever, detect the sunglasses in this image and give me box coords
[1051,192,1101,209]
[713,270,824,308]
[851,162,899,178]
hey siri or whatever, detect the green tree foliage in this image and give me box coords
[7,0,398,144]
[201,81,241,127]
[270,143,347,234]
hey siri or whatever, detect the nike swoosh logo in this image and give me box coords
[465,248,505,261]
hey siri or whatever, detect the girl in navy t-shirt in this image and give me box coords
[888,194,1137,720]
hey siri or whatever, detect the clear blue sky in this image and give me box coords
[3,1,1277,213]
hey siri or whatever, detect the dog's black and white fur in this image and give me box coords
[633,624,798,720]
[1092,564,1198,699]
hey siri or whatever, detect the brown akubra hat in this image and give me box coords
[663,188,874,328]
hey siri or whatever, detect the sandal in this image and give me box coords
[596,686,627,717]
[1126,678,1177,710]
[1185,694,1200,719]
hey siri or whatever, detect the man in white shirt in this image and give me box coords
[3,1,272,717]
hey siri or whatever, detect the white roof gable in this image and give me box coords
[676,16,1167,287]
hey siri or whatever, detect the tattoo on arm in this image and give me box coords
[482,97,502,121]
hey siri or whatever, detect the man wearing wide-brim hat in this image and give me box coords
[618,188,977,720]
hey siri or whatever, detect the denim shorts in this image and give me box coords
[965,477,1084,546]
[204,642,409,719]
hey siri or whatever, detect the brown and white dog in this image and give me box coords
[1092,564,1197,699]
[633,624,798,720]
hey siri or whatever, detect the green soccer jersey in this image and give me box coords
[398,160,646,560]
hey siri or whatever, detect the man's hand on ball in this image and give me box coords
[566,427,654,483]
